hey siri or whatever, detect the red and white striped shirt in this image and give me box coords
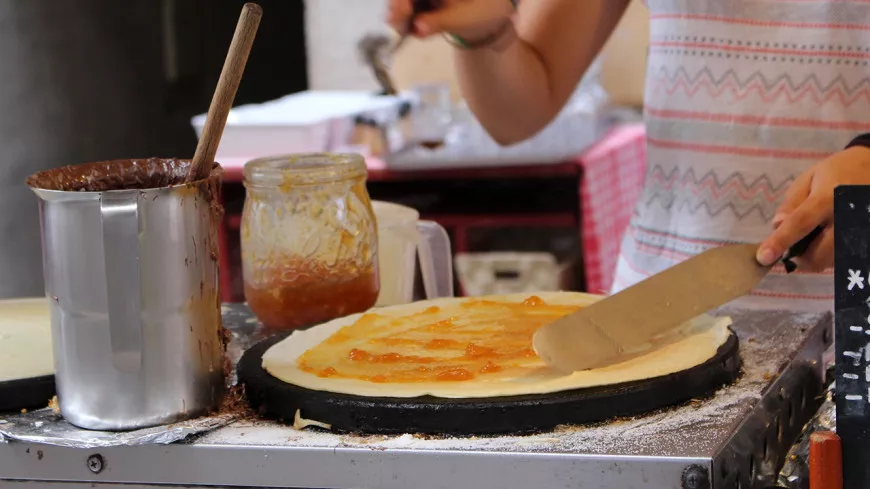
[612,0,870,311]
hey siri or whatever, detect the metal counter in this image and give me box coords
[0,307,831,489]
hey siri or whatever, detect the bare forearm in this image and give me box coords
[455,38,571,145]
[455,40,559,144]
[455,0,630,145]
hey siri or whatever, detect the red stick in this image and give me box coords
[809,431,842,489]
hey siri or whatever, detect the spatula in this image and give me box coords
[533,227,823,372]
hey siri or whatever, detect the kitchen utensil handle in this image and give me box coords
[100,192,144,373]
[416,220,454,299]
[782,225,824,273]
[188,2,262,182]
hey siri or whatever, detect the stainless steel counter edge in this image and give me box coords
[0,442,708,489]
[711,310,832,488]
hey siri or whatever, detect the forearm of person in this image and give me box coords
[455,0,629,145]
[455,40,563,145]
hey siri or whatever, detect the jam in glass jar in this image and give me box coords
[241,153,379,330]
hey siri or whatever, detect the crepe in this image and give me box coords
[0,298,54,383]
[262,291,732,398]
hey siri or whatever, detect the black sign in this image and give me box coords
[834,185,870,489]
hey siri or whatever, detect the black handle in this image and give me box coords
[781,225,824,273]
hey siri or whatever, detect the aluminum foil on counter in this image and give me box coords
[0,408,240,448]
[777,376,836,489]
[0,304,260,449]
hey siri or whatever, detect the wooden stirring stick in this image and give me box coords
[187,2,263,182]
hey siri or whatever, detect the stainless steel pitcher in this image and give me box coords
[27,158,225,431]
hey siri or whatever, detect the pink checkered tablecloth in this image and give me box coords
[578,123,647,294]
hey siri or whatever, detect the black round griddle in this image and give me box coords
[239,329,741,436]
[0,375,56,413]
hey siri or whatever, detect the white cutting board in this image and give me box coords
[0,298,54,382]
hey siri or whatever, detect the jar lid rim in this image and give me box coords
[243,153,366,185]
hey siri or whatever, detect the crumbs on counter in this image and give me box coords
[47,396,60,415]
[216,384,254,420]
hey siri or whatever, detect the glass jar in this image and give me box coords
[241,153,379,331]
[409,83,453,149]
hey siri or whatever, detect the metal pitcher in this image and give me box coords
[27,158,225,431]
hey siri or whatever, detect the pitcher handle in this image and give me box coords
[416,220,454,299]
[100,191,143,373]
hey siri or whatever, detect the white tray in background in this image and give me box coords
[383,92,611,170]
[190,90,406,161]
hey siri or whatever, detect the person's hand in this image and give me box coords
[757,146,870,271]
[386,0,515,41]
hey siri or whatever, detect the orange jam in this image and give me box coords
[296,295,580,383]
[245,259,379,331]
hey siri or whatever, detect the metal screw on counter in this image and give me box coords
[681,465,710,489]
[86,454,104,474]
